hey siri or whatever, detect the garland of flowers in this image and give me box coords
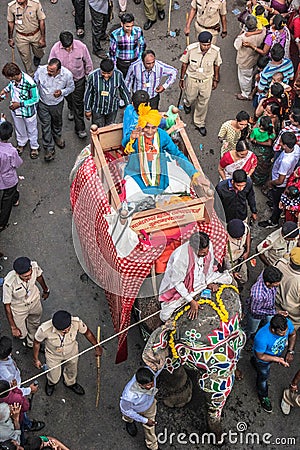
[168,284,239,359]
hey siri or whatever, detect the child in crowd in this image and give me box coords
[252,4,269,29]
[24,435,70,450]
[251,55,270,108]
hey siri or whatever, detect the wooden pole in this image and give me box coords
[95,325,101,408]
[11,47,15,63]
[167,0,173,34]
[186,13,190,46]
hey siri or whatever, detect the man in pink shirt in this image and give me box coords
[49,31,93,139]
[0,121,23,232]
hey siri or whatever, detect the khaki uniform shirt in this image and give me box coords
[34,317,87,357]
[275,259,300,328]
[191,0,227,28]
[257,229,298,265]
[180,42,222,80]
[3,261,42,307]
[7,0,46,34]
[224,224,249,264]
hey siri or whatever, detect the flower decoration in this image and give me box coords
[168,284,238,359]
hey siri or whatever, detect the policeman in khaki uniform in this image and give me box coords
[7,0,46,77]
[3,257,49,348]
[33,310,103,396]
[257,221,299,266]
[185,0,227,45]
[180,31,222,137]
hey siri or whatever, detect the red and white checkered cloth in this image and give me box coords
[70,156,228,363]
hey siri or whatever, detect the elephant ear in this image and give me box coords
[142,325,170,372]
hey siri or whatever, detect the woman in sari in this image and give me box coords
[218,111,250,156]
[250,116,276,185]
[218,140,258,180]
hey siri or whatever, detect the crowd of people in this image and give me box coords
[1,0,300,449]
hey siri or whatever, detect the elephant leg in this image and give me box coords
[162,366,193,408]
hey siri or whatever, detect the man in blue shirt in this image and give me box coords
[251,314,296,412]
[120,367,162,450]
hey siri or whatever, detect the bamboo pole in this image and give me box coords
[167,0,173,34]
[186,12,190,46]
[95,326,101,408]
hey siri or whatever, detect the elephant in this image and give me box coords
[135,283,246,436]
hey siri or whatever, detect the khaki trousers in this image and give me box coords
[184,76,213,127]
[144,0,166,21]
[122,399,158,450]
[45,342,79,386]
[15,31,45,77]
[283,388,300,408]
[195,23,219,45]
[11,297,42,346]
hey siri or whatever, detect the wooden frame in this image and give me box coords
[90,120,213,233]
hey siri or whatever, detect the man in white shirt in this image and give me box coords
[159,231,232,321]
[34,57,74,161]
[259,132,300,228]
[120,367,161,450]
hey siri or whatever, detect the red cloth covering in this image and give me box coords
[70,156,228,363]
[0,387,29,423]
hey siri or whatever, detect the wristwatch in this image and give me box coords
[287,350,295,354]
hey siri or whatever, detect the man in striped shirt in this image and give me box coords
[109,13,146,79]
[84,58,131,127]
[258,44,294,95]
[125,50,177,109]
[0,62,39,158]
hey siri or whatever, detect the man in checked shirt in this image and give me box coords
[125,49,177,110]
[109,13,146,79]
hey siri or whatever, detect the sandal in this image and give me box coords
[76,28,85,37]
[30,148,39,159]
[235,93,251,101]
[50,0,58,4]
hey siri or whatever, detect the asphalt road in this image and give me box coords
[0,0,298,449]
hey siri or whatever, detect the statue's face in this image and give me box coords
[143,124,157,139]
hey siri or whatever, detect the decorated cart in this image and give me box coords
[70,119,229,363]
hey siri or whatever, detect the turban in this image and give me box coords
[282,221,299,239]
[198,31,213,43]
[137,104,161,128]
[290,247,300,265]
[13,256,31,274]
[227,219,245,238]
[52,310,72,330]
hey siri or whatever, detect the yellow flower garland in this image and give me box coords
[168,284,239,359]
